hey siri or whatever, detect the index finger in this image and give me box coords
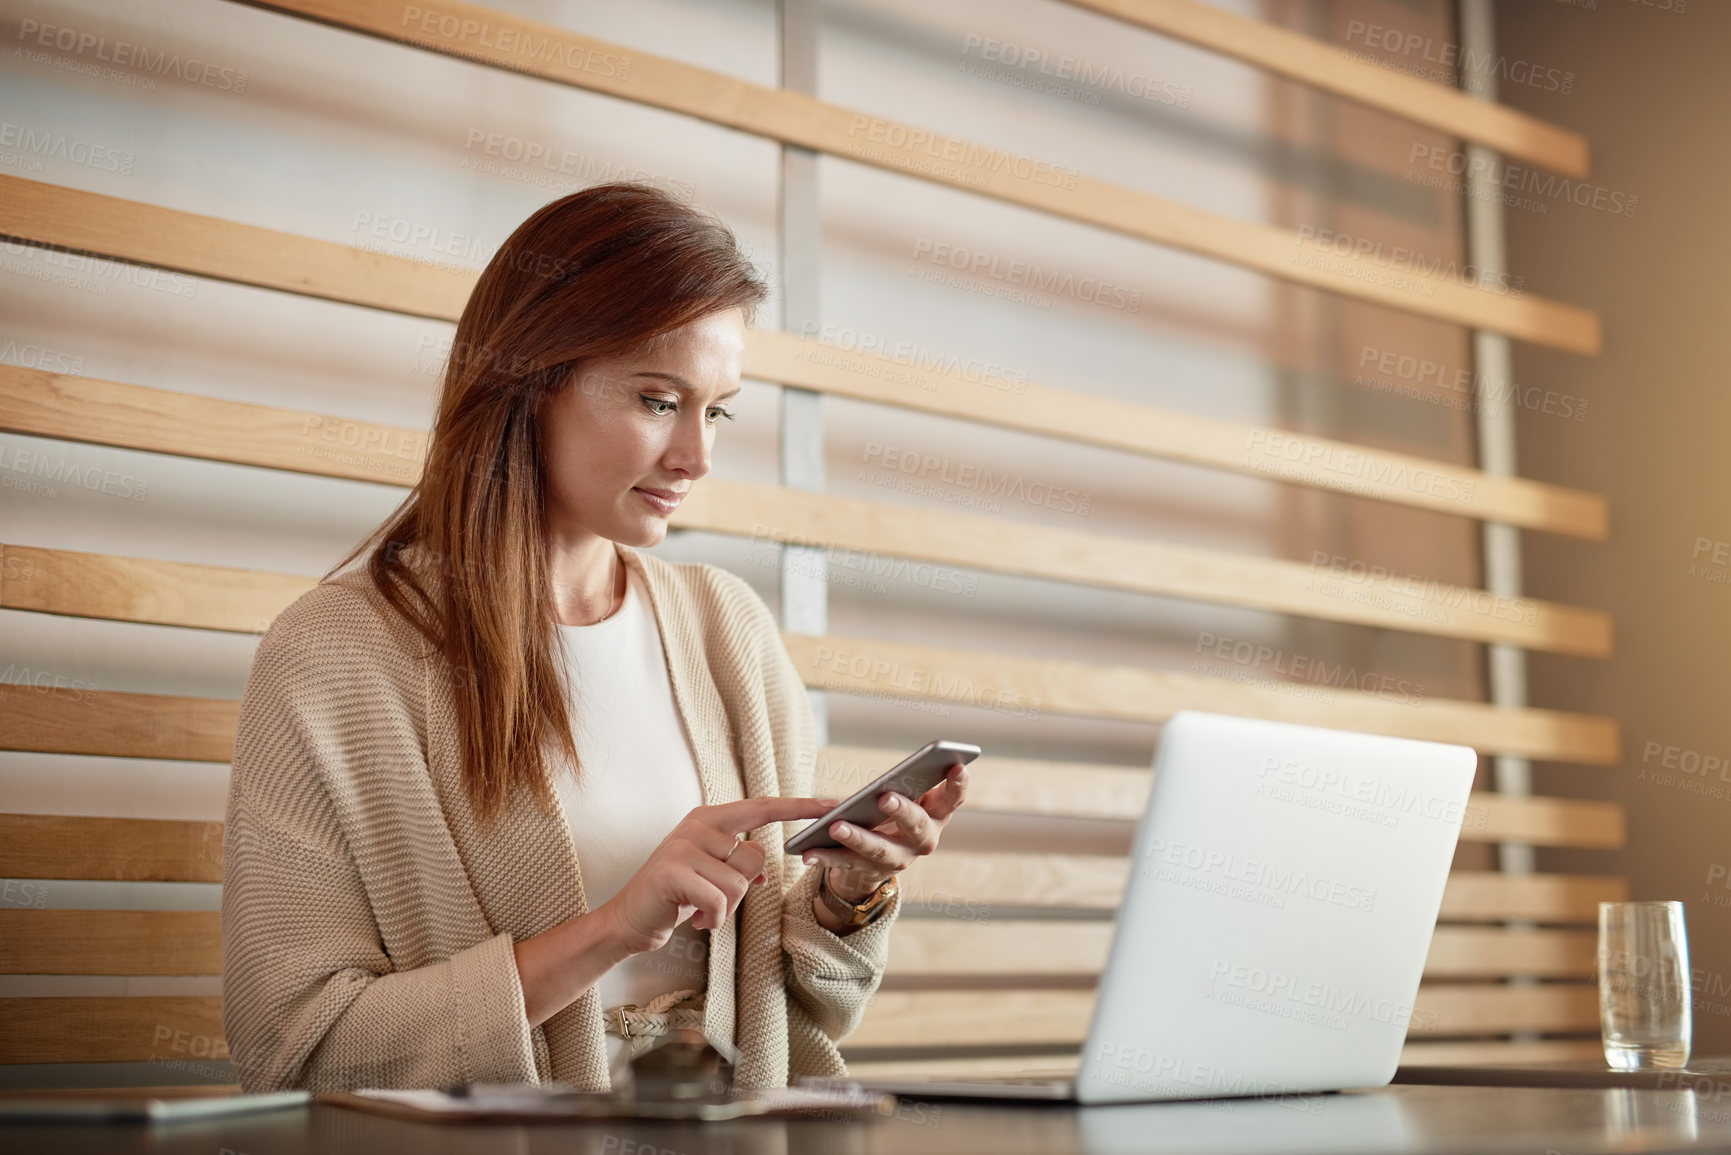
[707,795,837,833]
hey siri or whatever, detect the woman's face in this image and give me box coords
[539,307,745,550]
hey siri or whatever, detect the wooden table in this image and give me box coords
[9,1083,1731,1154]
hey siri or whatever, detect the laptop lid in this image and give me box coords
[1075,711,1477,1105]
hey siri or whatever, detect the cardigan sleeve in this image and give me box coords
[221,601,539,1092]
[732,579,900,1049]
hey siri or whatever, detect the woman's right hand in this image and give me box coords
[597,796,836,956]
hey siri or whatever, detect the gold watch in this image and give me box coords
[818,870,898,927]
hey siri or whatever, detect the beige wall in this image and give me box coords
[1492,0,1731,1047]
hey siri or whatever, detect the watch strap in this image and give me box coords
[819,870,897,927]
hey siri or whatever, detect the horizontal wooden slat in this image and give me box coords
[1396,1039,1602,1066]
[1468,793,1623,850]
[1060,0,1588,177]
[0,997,226,1065]
[0,374,1615,649]
[883,922,1597,981]
[0,543,1619,763]
[223,3,1598,352]
[789,635,1620,764]
[0,684,239,764]
[819,745,1150,824]
[0,668,1629,849]
[0,814,224,884]
[1422,927,1597,980]
[0,232,1606,540]
[0,816,1622,922]
[1408,985,1598,1037]
[0,366,427,487]
[849,984,1596,1048]
[888,920,1113,978]
[903,852,1625,923]
[741,332,1608,540]
[0,542,317,636]
[682,482,1611,656]
[819,746,1624,849]
[852,990,1093,1049]
[0,914,1597,983]
[0,911,221,975]
[0,989,1596,1066]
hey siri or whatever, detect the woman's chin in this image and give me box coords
[616,517,670,549]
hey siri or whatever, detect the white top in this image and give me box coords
[551,564,707,1071]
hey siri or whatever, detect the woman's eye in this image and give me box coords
[707,406,737,424]
[640,395,676,415]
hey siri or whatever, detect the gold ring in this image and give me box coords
[722,834,744,865]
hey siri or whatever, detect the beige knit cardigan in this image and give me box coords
[221,543,899,1092]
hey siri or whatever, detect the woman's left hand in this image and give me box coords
[800,762,969,901]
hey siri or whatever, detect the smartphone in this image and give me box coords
[783,740,981,856]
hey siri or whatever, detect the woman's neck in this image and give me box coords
[547,535,626,627]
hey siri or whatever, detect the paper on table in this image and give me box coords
[325,1083,894,1123]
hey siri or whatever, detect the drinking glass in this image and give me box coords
[1598,900,1691,1070]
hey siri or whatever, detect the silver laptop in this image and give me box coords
[841,710,1476,1105]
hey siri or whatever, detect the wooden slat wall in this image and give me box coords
[0,814,1625,924]
[0,913,1597,981]
[0,377,1615,653]
[1056,0,1588,176]
[0,544,1619,762]
[0,680,1625,848]
[0,0,1616,1073]
[227,0,1599,352]
[0,182,1609,539]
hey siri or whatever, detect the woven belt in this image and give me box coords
[603,988,706,1060]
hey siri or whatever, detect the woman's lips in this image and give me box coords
[633,487,684,515]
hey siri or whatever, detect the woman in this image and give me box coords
[221,183,969,1093]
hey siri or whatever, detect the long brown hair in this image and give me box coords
[327,183,768,820]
